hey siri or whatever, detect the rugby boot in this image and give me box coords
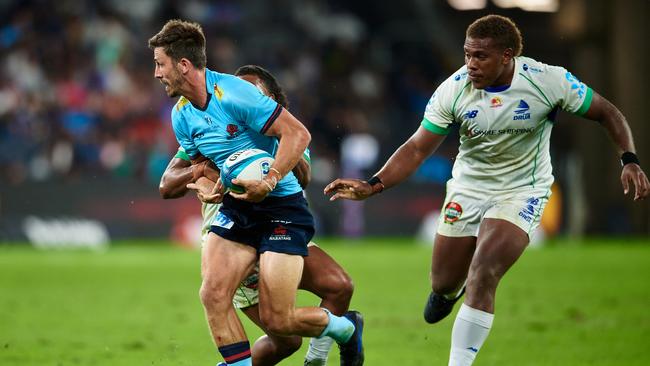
[339,310,364,366]
[304,359,327,366]
[423,287,466,324]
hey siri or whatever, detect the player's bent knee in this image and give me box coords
[273,335,302,355]
[466,264,502,290]
[199,280,233,310]
[318,271,355,300]
[330,272,354,301]
[259,310,294,336]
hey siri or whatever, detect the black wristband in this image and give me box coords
[367,176,384,193]
[621,152,640,167]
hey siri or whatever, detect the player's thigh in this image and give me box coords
[431,234,476,292]
[241,305,264,329]
[471,218,529,280]
[472,188,549,277]
[299,242,351,297]
[202,232,257,289]
[258,251,304,314]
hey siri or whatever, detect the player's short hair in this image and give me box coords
[466,15,523,56]
[235,65,289,109]
[148,19,207,69]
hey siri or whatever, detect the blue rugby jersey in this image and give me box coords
[171,69,302,197]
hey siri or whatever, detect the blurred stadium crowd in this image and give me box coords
[2,0,646,237]
[0,0,458,187]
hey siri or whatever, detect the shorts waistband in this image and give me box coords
[260,191,304,203]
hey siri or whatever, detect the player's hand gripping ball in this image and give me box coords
[221,149,275,194]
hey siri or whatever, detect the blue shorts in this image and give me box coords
[209,192,314,256]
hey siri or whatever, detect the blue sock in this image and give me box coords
[318,308,355,344]
[218,341,251,366]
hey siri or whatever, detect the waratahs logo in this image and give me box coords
[444,202,463,224]
[226,124,240,139]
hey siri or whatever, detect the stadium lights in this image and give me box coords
[447,0,487,11]
[493,0,558,12]
[447,0,559,12]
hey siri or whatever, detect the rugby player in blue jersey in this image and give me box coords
[160,64,354,366]
[325,14,648,366]
[149,20,363,366]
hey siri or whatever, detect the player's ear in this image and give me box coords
[502,48,514,64]
[178,58,192,74]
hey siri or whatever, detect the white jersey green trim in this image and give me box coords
[575,87,593,116]
[421,118,451,135]
[422,56,592,191]
[175,147,191,161]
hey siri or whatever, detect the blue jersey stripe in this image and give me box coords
[260,104,283,134]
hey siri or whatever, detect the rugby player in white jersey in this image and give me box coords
[160,65,353,366]
[325,14,648,366]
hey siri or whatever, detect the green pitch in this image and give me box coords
[1,238,649,365]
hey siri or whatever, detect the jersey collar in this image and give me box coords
[483,58,518,93]
[191,69,212,111]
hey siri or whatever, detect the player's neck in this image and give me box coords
[182,69,208,109]
[491,60,515,89]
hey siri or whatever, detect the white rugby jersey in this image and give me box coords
[422,56,592,192]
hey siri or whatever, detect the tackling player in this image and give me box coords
[325,14,648,366]
[149,20,364,366]
[159,65,354,366]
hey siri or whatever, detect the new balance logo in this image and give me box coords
[463,110,479,119]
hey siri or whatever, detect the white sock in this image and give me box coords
[304,336,334,365]
[448,303,494,366]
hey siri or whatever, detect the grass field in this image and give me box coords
[1,238,649,365]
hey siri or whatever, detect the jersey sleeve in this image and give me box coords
[174,146,190,161]
[171,108,199,159]
[302,147,311,165]
[421,77,458,135]
[544,65,593,116]
[221,75,283,134]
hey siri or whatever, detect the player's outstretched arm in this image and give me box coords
[583,91,649,200]
[324,126,447,201]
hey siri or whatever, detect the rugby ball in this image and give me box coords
[221,149,275,193]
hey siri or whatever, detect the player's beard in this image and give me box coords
[164,68,184,98]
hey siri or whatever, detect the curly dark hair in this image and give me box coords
[466,15,523,56]
[148,19,207,69]
[235,65,289,109]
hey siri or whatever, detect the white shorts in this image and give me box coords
[437,182,550,238]
[233,264,260,309]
